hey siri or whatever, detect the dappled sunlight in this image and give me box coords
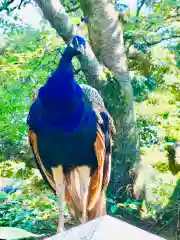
[134,147,178,210]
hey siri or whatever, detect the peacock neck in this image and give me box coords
[58,49,75,68]
[38,47,84,129]
[39,47,78,98]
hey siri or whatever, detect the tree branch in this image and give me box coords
[136,0,146,17]
[18,0,27,9]
[146,35,180,46]
[34,0,104,88]
[0,0,14,11]
[79,0,129,77]
[0,0,29,12]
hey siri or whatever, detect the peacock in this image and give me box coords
[27,36,115,232]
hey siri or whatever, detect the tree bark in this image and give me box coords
[79,0,140,200]
[34,0,104,87]
[33,0,140,200]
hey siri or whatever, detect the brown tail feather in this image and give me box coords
[102,153,111,190]
[88,190,107,220]
[64,124,110,218]
[87,125,106,211]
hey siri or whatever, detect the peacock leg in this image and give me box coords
[78,166,90,223]
[52,165,65,233]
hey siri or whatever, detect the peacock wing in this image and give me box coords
[28,129,56,190]
[87,113,112,211]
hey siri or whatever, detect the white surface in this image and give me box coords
[0,227,43,239]
[46,215,166,240]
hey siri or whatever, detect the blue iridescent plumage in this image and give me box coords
[27,36,100,172]
[28,36,96,133]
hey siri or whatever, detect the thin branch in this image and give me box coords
[18,0,25,9]
[136,0,146,17]
[146,35,180,46]
[74,68,82,75]
[0,0,28,12]
[0,0,15,11]
[126,34,180,55]
[6,0,14,5]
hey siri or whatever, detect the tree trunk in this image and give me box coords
[79,0,140,200]
[33,0,140,200]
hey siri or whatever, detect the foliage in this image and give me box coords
[0,163,73,236]
[107,197,141,217]
[131,75,156,102]
[136,117,160,147]
[0,161,33,179]
[153,162,169,173]
[0,186,58,235]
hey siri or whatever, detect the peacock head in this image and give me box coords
[67,36,86,57]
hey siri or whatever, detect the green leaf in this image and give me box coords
[110,205,120,214]
[0,191,7,202]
